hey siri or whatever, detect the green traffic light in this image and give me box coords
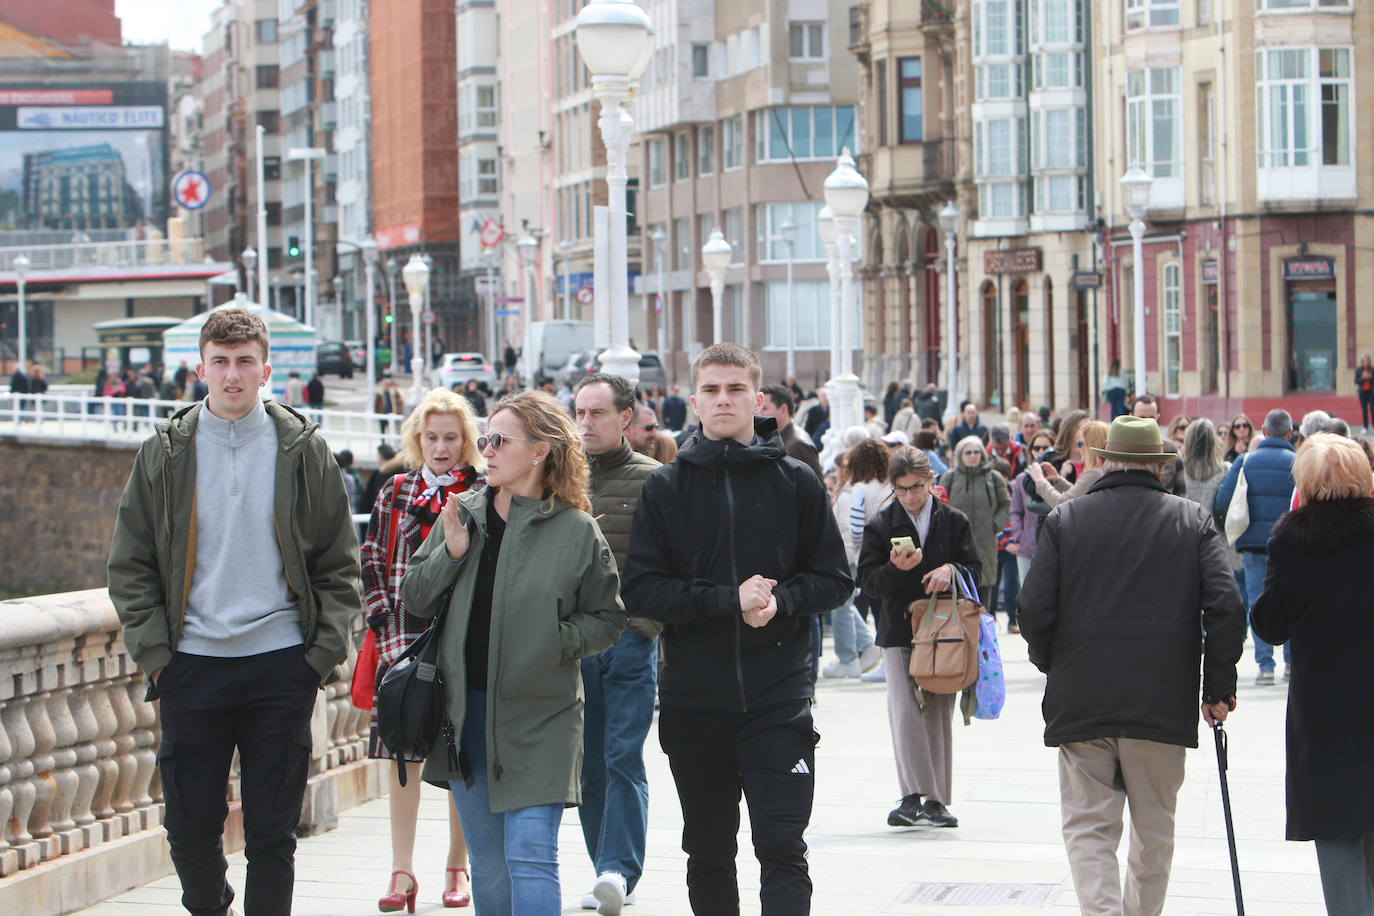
[384,314,393,324]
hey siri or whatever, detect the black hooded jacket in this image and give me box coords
[622,417,852,711]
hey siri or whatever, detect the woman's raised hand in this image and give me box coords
[441,496,469,561]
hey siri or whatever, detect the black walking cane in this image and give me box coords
[1213,721,1245,915]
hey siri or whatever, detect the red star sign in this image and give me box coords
[180,176,203,205]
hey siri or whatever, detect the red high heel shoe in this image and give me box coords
[443,866,472,908]
[378,870,417,913]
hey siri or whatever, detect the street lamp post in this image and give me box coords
[575,0,653,384]
[649,226,667,354]
[823,147,869,442]
[359,238,379,412]
[518,232,540,379]
[1121,167,1153,399]
[241,247,258,304]
[332,275,344,339]
[701,229,731,344]
[385,258,399,375]
[938,201,960,422]
[558,240,572,320]
[271,274,282,313]
[483,248,499,372]
[777,216,798,381]
[1091,221,1106,412]
[286,146,326,331]
[817,207,839,383]
[402,255,430,407]
[13,253,29,369]
[420,253,434,373]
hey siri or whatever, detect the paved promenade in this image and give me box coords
[75,633,1321,915]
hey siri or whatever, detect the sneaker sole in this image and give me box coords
[593,884,626,916]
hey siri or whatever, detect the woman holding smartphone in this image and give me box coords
[857,446,982,832]
[400,390,627,916]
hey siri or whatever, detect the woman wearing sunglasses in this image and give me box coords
[361,388,482,911]
[1225,413,1254,462]
[401,390,626,916]
[1006,429,1057,632]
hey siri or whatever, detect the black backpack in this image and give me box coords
[374,587,459,787]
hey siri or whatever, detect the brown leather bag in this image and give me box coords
[908,567,982,694]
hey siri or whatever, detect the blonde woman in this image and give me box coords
[361,388,484,910]
[1026,420,1110,509]
[401,390,626,916]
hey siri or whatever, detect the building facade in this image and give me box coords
[333,0,373,335]
[456,0,503,360]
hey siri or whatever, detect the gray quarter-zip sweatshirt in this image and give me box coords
[180,399,303,657]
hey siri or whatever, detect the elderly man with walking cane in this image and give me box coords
[1018,415,1246,916]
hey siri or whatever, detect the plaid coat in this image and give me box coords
[360,467,479,757]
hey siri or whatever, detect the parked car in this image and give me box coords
[345,340,367,369]
[432,352,499,390]
[315,341,354,378]
[556,350,667,393]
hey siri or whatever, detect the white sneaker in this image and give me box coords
[860,659,886,682]
[822,657,861,678]
[582,887,638,909]
[593,871,628,915]
[858,643,882,673]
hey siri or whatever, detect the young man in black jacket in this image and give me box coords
[622,343,852,916]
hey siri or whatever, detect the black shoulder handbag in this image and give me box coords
[375,585,460,787]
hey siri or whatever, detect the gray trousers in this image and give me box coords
[882,647,955,804]
[1058,738,1186,916]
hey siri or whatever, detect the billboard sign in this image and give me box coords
[0,82,169,232]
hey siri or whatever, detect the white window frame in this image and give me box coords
[724,208,745,265]
[477,159,498,196]
[647,137,667,188]
[756,201,829,263]
[755,106,859,163]
[1261,0,1349,9]
[697,124,715,176]
[973,0,1025,102]
[674,132,691,181]
[1125,0,1181,30]
[1126,67,1182,178]
[723,116,744,171]
[788,22,825,60]
[1256,47,1352,168]
[1161,260,1182,395]
[691,43,710,79]
[763,280,863,350]
[476,85,497,128]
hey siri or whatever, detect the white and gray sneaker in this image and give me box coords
[858,643,882,673]
[860,659,887,682]
[821,657,861,678]
[590,871,632,915]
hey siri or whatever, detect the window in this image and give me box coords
[1033,52,1080,90]
[723,116,744,170]
[764,281,862,348]
[724,208,744,264]
[256,66,279,90]
[266,202,282,226]
[674,132,690,181]
[1257,47,1351,167]
[1162,261,1182,395]
[973,0,1026,101]
[697,124,715,175]
[756,106,858,162]
[673,217,690,269]
[899,58,922,143]
[1126,67,1181,177]
[789,22,825,60]
[1125,0,1180,29]
[757,201,827,262]
[1032,108,1078,169]
[478,159,498,195]
[255,19,278,43]
[263,156,281,180]
[256,110,280,134]
[476,86,497,128]
[692,43,710,78]
[876,60,887,146]
[1034,175,1084,212]
[1199,82,1215,204]
[1263,0,1350,8]
[975,117,1026,177]
[647,137,667,187]
[698,212,716,253]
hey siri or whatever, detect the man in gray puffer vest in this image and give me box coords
[573,372,662,915]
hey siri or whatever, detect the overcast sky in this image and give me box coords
[117,0,221,52]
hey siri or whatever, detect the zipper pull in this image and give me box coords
[493,760,504,779]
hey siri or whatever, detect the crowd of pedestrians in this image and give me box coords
[104,307,1372,916]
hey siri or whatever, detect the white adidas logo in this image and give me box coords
[790,759,810,775]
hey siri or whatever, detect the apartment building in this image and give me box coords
[638,0,863,388]
[333,0,371,329]
[371,0,468,356]
[456,0,503,359]
[1097,0,1374,417]
[199,4,241,272]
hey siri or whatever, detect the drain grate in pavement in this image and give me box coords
[896,882,1057,907]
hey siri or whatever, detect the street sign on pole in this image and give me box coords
[421,309,436,325]
[494,308,521,317]
[575,286,594,306]
[172,170,210,210]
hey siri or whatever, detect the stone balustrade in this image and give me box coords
[0,589,378,909]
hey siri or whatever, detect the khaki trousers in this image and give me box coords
[882,647,955,804]
[1058,738,1187,916]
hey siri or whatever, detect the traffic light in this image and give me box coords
[287,236,300,258]
[383,301,393,324]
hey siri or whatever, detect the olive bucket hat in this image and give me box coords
[1090,415,1173,463]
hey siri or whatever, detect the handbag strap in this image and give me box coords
[385,472,407,568]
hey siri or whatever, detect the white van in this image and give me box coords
[522,321,594,386]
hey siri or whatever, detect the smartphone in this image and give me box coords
[890,536,916,554]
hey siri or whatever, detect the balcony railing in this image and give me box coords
[923,0,955,25]
[0,239,208,273]
[848,6,868,51]
[923,138,956,182]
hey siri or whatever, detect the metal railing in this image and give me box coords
[0,238,208,273]
[0,393,404,459]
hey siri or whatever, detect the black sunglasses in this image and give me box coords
[477,433,532,451]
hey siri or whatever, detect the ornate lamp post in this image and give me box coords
[286,146,327,330]
[518,232,540,377]
[13,253,29,369]
[575,0,653,384]
[938,201,959,421]
[701,229,732,344]
[385,257,399,375]
[1121,166,1153,398]
[359,237,379,409]
[241,247,258,303]
[649,226,667,353]
[401,254,430,407]
[776,216,798,381]
[822,147,869,441]
[817,206,839,383]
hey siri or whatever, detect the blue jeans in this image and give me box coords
[449,690,563,916]
[1314,832,1374,916]
[831,596,873,663]
[1242,552,1290,673]
[810,615,822,684]
[580,631,657,892]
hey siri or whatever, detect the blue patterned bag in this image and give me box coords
[950,565,1005,720]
